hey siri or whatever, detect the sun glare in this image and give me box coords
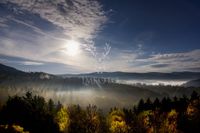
[66,40,80,56]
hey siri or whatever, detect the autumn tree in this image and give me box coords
[160,109,179,133]
[54,106,70,133]
[136,110,155,133]
[0,124,30,133]
[107,109,129,133]
[85,105,101,133]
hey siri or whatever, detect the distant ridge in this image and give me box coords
[183,79,200,87]
[1,63,200,80]
[0,64,55,79]
[61,71,200,80]
[1,63,200,106]
[0,63,25,74]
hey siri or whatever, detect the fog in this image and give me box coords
[0,77,199,111]
[0,87,141,111]
[0,81,159,110]
[116,79,188,86]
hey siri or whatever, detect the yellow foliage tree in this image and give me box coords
[186,99,200,120]
[108,109,129,133]
[54,107,70,133]
[160,109,178,133]
[0,124,29,133]
[137,110,155,133]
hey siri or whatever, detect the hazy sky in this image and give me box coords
[0,0,200,74]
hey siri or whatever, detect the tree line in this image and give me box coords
[0,91,200,133]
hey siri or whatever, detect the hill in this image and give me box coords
[61,71,200,80]
[0,63,25,74]
[1,63,200,109]
[182,79,200,87]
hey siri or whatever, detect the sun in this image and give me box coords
[66,40,80,56]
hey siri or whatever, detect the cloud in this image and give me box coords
[0,54,44,66]
[22,61,44,66]
[0,0,111,73]
[93,49,138,72]
[0,18,8,28]
[150,63,170,68]
[142,49,200,72]
[186,67,200,71]
[1,1,200,73]
[105,49,200,73]
[150,49,200,63]
[8,16,73,42]
[0,54,82,74]
[1,0,107,44]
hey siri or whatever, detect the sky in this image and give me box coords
[0,0,200,74]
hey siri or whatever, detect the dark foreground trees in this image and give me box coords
[0,92,59,133]
[0,91,200,133]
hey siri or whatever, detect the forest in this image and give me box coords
[0,90,200,133]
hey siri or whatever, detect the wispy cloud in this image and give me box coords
[22,61,44,66]
[99,49,200,73]
[0,0,110,73]
[1,1,200,73]
[0,54,44,66]
[151,49,200,61]
[1,0,107,44]
[7,17,66,41]
[0,54,82,74]
[0,18,8,28]
[150,63,170,68]
[138,49,200,72]
[0,0,110,72]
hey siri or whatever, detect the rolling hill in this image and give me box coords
[0,63,200,108]
[61,71,200,80]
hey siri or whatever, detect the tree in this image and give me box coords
[160,109,179,133]
[85,105,101,133]
[190,91,199,101]
[0,124,30,133]
[48,99,55,115]
[137,99,145,113]
[144,98,153,110]
[184,99,200,132]
[0,92,59,133]
[54,106,70,133]
[136,110,155,133]
[107,109,129,133]
[68,105,87,133]
[153,98,160,109]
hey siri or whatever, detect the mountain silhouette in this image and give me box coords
[183,79,200,87]
[62,71,200,80]
[0,63,25,74]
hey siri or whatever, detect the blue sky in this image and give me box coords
[0,0,200,74]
